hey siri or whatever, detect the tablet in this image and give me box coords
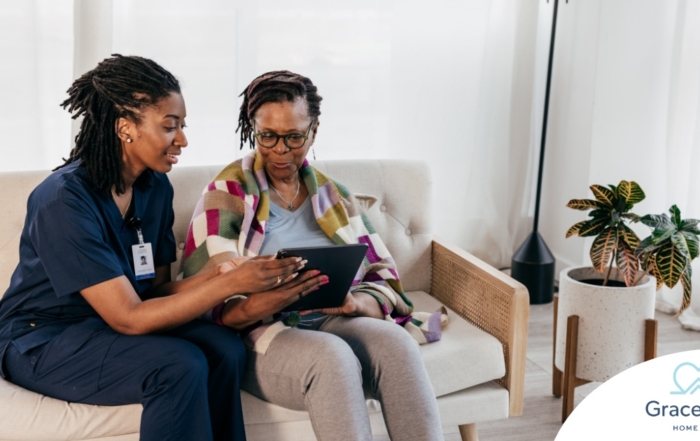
[276,244,368,312]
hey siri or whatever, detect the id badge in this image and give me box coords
[132,243,156,280]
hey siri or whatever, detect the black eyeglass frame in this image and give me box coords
[253,119,316,150]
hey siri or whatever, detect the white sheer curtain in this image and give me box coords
[0,0,73,172]
[540,0,700,330]
[5,0,700,318]
[1,0,542,268]
[656,0,700,330]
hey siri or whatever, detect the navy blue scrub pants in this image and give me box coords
[3,318,246,441]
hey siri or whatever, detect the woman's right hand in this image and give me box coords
[223,255,306,295]
[254,269,328,312]
[220,269,328,328]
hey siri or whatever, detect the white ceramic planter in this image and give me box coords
[554,266,656,382]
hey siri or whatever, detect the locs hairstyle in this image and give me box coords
[55,54,181,194]
[237,70,322,150]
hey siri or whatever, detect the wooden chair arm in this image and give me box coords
[430,236,529,417]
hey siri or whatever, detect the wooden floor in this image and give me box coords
[438,301,700,441]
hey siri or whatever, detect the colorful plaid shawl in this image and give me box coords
[182,151,446,353]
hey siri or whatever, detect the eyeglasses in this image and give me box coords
[254,120,315,150]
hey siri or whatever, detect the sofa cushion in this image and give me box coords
[0,290,506,440]
[408,291,506,398]
[0,376,141,441]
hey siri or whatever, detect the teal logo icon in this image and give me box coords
[671,362,700,395]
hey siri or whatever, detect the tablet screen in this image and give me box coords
[276,244,368,312]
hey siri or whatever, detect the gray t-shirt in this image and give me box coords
[260,197,335,324]
[259,197,335,256]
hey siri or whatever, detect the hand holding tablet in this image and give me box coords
[275,244,368,312]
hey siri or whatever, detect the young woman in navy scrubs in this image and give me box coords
[0,55,325,441]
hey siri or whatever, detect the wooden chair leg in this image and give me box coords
[458,423,479,441]
[645,319,658,361]
[562,315,579,423]
[553,295,562,397]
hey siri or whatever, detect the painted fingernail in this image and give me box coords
[292,272,299,278]
[312,270,321,276]
[296,257,302,262]
[321,276,329,284]
[313,287,320,291]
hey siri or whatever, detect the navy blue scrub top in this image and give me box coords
[0,162,176,376]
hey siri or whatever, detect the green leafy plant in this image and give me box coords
[566,181,700,315]
[565,181,645,287]
[635,205,700,313]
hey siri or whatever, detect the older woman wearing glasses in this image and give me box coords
[181,71,444,441]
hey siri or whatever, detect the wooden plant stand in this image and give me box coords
[551,295,658,423]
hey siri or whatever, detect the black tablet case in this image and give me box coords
[277,244,369,312]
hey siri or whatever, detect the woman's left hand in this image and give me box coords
[299,292,359,317]
[299,291,385,319]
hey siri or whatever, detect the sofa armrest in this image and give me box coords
[430,236,529,417]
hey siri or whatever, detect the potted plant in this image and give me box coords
[635,205,699,314]
[553,181,700,418]
[554,181,656,383]
[564,180,645,287]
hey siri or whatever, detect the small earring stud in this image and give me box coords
[126,138,132,143]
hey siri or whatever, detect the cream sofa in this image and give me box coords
[0,160,528,441]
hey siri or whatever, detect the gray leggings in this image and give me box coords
[242,315,444,441]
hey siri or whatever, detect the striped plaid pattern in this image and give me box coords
[182,152,446,353]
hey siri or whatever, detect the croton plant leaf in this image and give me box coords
[616,240,638,287]
[590,227,618,272]
[637,248,651,270]
[636,236,659,257]
[590,185,616,207]
[652,225,676,244]
[618,180,645,205]
[641,213,672,229]
[670,205,682,228]
[654,242,687,289]
[565,221,588,239]
[671,233,690,260]
[651,260,664,291]
[681,219,700,230]
[578,218,608,237]
[639,255,663,290]
[680,265,692,315]
[681,231,699,260]
[617,223,640,249]
[567,199,605,211]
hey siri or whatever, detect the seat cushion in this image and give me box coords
[408,291,506,397]
[0,291,506,439]
[0,376,141,441]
